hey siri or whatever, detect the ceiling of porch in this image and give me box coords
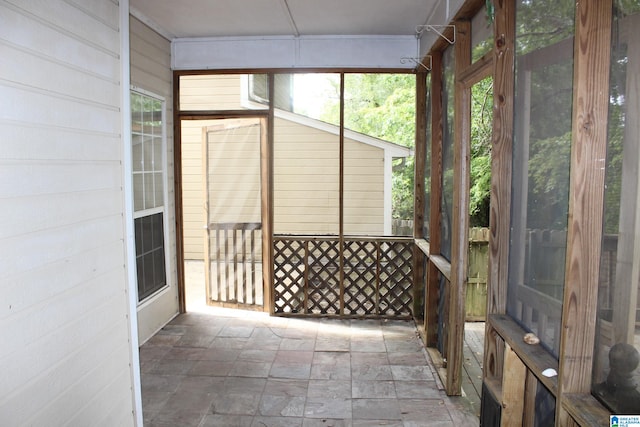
[129,0,441,40]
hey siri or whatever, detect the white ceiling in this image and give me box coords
[130,0,441,40]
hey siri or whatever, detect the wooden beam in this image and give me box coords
[173,70,187,314]
[457,51,493,87]
[339,73,345,316]
[557,0,612,424]
[446,18,471,396]
[484,0,515,381]
[413,72,428,317]
[425,52,444,347]
[262,74,275,314]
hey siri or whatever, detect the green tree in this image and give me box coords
[322,74,417,221]
[470,77,493,227]
[317,72,495,226]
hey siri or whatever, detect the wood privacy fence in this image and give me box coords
[467,227,490,321]
[273,236,414,317]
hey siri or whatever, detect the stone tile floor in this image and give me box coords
[140,307,479,426]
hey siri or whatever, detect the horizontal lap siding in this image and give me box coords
[180,75,245,110]
[130,16,179,343]
[274,118,340,234]
[344,139,384,235]
[0,1,134,426]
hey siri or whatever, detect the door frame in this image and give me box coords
[176,111,272,313]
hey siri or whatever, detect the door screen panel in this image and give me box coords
[203,117,264,306]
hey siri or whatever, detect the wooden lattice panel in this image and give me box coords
[273,238,305,313]
[306,240,340,314]
[378,241,413,315]
[343,240,378,315]
[273,236,413,318]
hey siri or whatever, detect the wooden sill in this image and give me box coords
[430,255,452,281]
[488,314,559,395]
[562,394,611,426]
[415,239,430,257]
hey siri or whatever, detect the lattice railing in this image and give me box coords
[273,236,413,317]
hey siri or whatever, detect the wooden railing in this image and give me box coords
[206,222,262,306]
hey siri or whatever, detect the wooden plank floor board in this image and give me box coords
[462,321,485,417]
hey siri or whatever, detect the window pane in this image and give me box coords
[440,47,455,261]
[131,91,165,213]
[133,173,144,211]
[153,172,164,207]
[343,73,415,236]
[179,74,269,111]
[132,135,143,172]
[274,73,340,235]
[135,213,167,301]
[144,172,155,209]
[507,0,575,357]
[592,3,640,414]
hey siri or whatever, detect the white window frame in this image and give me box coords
[131,87,171,306]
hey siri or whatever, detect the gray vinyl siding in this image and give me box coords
[0,0,135,425]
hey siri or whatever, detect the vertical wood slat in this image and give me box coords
[413,72,427,318]
[523,370,537,427]
[557,0,612,424]
[202,125,213,304]
[501,344,527,426]
[242,228,247,301]
[224,228,230,298]
[215,228,221,301]
[484,0,515,382]
[446,18,471,396]
[425,52,444,347]
[251,229,256,303]
[233,228,238,299]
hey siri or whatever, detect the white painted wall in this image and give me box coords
[130,16,180,344]
[0,0,137,425]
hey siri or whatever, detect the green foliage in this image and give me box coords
[317,72,495,226]
[321,74,417,220]
[527,131,572,230]
[470,77,493,227]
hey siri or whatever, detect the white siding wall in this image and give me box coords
[130,16,179,344]
[0,0,135,425]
